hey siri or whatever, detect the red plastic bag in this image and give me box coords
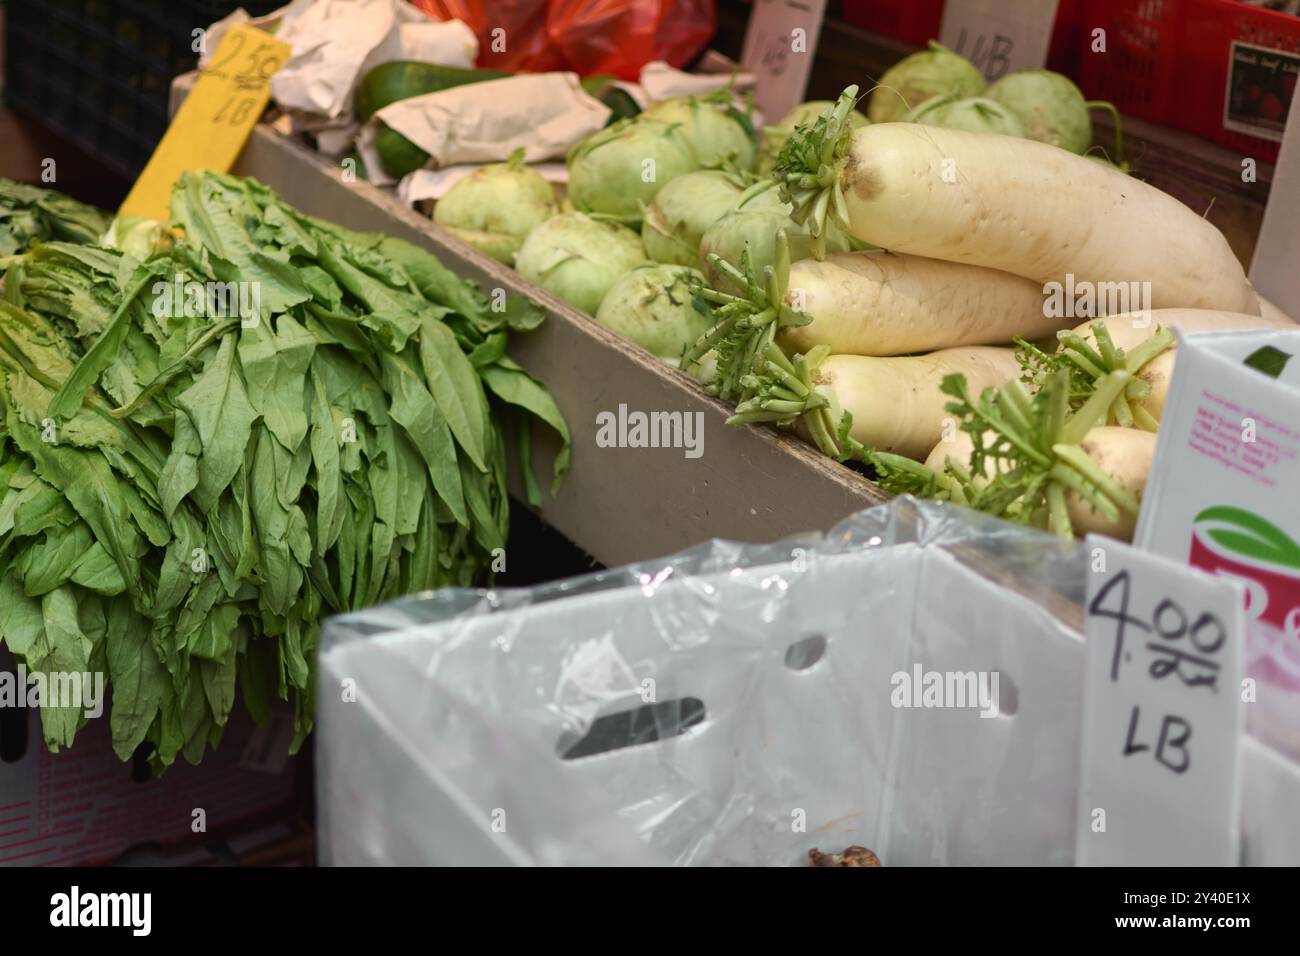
[412,0,716,79]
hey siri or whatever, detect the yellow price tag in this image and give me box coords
[119,24,291,221]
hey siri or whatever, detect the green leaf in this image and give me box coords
[70,541,128,595]
[481,362,572,493]
[418,317,490,471]
[364,425,400,607]
[460,451,504,553]
[199,644,238,728]
[308,367,345,556]
[176,334,258,510]
[239,632,278,726]
[375,235,491,327]
[35,586,93,750]
[158,411,201,521]
[0,571,47,659]
[237,314,314,453]
[1196,505,1300,567]
[2,477,76,537]
[100,595,162,759]
[8,419,145,606]
[17,521,93,596]
[47,262,162,420]
[169,172,310,317]
[1243,345,1292,380]
[0,169,573,764]
[379,350,468,526]
[190,600,240,662]
[467,331,508,367]
[500,296,548,333]
[248,428,301,618]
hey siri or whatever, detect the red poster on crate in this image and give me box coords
[1079,0,1298,162]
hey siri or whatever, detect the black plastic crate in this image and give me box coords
[5,0,282,181]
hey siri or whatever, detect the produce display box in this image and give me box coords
[316,498,1300,866]
[171,76,889,569]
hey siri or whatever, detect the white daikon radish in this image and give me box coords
[1064,425,1156,540]
[728,345,1019,463]
[774,88,1260,314]
[777,249,1061,356]
[924,429,987,481]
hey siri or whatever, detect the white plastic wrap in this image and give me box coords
[316,498,1300,866]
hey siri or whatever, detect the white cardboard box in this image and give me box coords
[1137,329,1300,758]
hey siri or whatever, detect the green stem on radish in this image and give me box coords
[1040,486,1071,538]
[1059,369,1132,443]
[1052,442,1141,514]
[772,86,861,260]
[684,230,813,402]
[1085,99,1127,171]
[937,369,1142,539]
[1020,322,1175,430]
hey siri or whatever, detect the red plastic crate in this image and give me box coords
[840,1,1085,76]
[1078,0,1299,162]
[840,0,946,47]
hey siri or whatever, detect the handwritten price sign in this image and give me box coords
[120,24,290,221]
[939,0,1061,82]
[1075,537,1245,866]
[740,0,829,120]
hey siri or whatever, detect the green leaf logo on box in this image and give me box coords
[1194,507,1300,570]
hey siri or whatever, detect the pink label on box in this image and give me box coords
[1190,515,1300,689]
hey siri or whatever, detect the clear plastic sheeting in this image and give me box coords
[317,497,1300,866]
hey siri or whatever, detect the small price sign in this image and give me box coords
[1076,537,1245,866]
[740,0,829,121]
[119,24,290,221]
[939,0,1061,82]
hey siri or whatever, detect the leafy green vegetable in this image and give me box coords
[0,171,569,769]
[0,179,113,263]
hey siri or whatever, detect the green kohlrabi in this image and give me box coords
[868,42,986,124]
[432,150,558,264]
[566,117,700,224]
[911,94,1026,136]
[641,169,750,267]
[514,212,647,314]
[101,215,175,260]
[641,92,758,170]
[987,69,1124,165]
[594,263,714,365]
[698,183,850,293]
